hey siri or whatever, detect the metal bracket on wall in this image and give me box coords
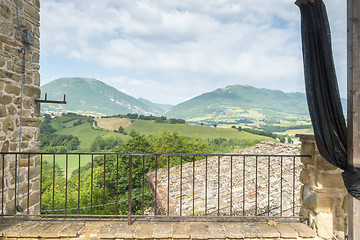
[35,93,67,104]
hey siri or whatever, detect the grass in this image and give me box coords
[126,119,274,141]
[55,122,130,151]
[42,154,93,178]
[44,116,276,176]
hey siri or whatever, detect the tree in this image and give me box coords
[118,126,125,133]
[151,129,210,166]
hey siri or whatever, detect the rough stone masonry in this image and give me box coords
[0,0,41,214]
[148,142,303,217]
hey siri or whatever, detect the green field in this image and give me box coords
[42,115,276,174]
[52,122,130,151]
[125,119,273,141]
[42,154,93,177]
[46,117,274,153]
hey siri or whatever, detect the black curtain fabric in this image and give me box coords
[299,0,360,200]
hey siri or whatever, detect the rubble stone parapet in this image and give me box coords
[297,134,347,240]
[0,0,40,214]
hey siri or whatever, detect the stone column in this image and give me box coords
[0,0,41,215]
[297,134,348,239]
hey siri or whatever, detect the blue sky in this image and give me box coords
[39,0,347,105]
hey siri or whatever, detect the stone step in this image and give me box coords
[0,218,318,239]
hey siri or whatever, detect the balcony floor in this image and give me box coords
[0,217,319,239]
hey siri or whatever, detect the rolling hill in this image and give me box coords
[40,78,165,116]
[165,85,347,122]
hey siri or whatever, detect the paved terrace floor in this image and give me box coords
[0,218,319,239]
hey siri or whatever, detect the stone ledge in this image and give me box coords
[0,218,318,239]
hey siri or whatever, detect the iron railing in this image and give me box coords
[0,152,311,223]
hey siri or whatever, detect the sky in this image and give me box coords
[39,0,347,105]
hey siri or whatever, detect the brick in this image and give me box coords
[274,223,299,238]
[256,223,280,238]
[79,222,108,237]
[238,222,262,238]
[38,222,69,238]
[172,223,189,239]
[223,223,245,239]
[114,222,139,239]
[58,222,85,238]
[207,223,226,239]
[153,223,172,239]
[290,223,316,238]
[189,223,208,239]
[22,222,53,238]
[98,222,121,239]
[3,221,36,238]
[134,223,154,239]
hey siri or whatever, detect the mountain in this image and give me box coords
[40,78,165,116]
[166,85,347,122]
[155,103,174,111]
[137,98,170,114]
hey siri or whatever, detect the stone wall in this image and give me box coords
[0,0,40,214]
[297,134,347,239]
[148,142,303,217]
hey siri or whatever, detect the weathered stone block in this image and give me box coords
[7,104,17,115]
[23,98,33,109]
[7,189,15,202]
[0,94,12,104]
[315,156,338,171]
[21,141,29,149]
[0,105,7,117]
[315,212,333,239]
[21,117,40,127]
[1,140,9,152]
[301,186,317,210]
[0,4,11,19]
[10,143,17,151]
[5,85,21,95]
[316,172,345,189]
[300,169,311,186]
[20,158,34,167]
[3,116,15,132]
[19,182,29,196]
[28,191,40,207]
[23,85,40,98]
[29,167,40,180]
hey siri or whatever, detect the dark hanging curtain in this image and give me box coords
[298,0,360,200]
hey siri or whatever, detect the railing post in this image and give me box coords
[128,155,133,225]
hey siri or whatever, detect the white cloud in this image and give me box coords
[40,0,347,104]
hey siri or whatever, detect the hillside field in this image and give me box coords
[98,117,274,142]
[96,118,131,131]
[42,115,277,173]
[50,119,130,151]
